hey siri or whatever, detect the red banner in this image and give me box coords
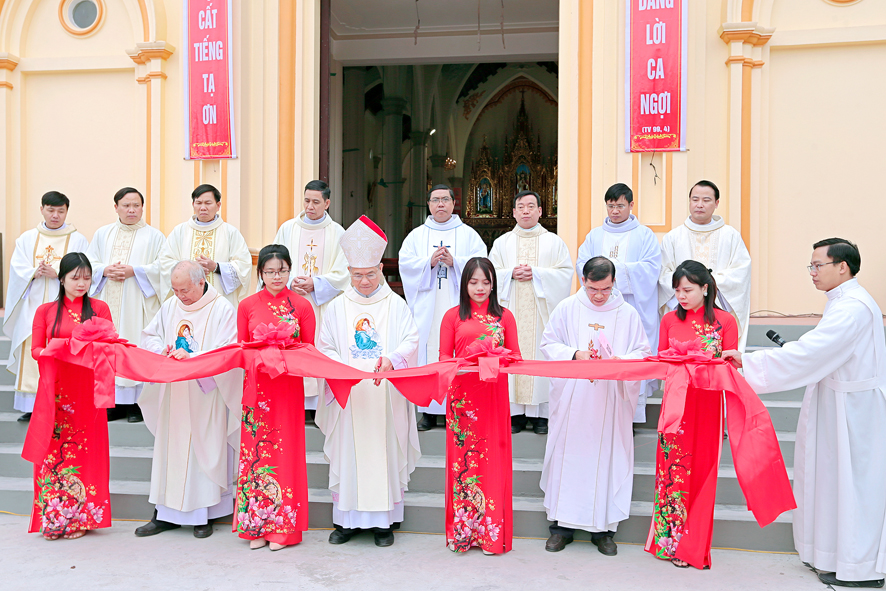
[626,0,687,152]
[184,0,236,159]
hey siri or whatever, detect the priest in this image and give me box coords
[317,215,420,548]
[539,256,651,556]
[659,180,751,350]
[399,184,486,430]
[86,187,165,422]
[157,184,252,308]
[576,183,662,423]
[274,180,349,420]
[488,190,573,435]
[135,260,242,539]
[3,191,88,422]
[724,239,886,589]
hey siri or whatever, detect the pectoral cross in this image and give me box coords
[435,240,450,289]
[588,323,605,331]
[609,245,619,259]
[306,239,317,252]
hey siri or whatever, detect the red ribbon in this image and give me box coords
[463,338,521,382]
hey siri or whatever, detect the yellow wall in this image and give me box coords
[2,0,886,316]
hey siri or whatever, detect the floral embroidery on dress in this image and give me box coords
[35,387,106,536]
[650,424,690,560]
[237,384,301,538]
[691,320,723,358]
[267,300,300,339]
[472,313,504,347]
[66,308,83,324]
[447,387,502,552]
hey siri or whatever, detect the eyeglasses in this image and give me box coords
[515,204,538,211]
[807,262,839,274]
[262,269,291,277]
[606,204,627,211]
[351,272,378,281]
[429,197,452,204]
[585,287,613,296]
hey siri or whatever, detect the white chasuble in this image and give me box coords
[576,216,663,422]
[158,216,253,308]
[489,225,573,408]
[86,220,165,396]
[399,215,486,414]
[3,224,88,411]
[539,289,651,533]
[659,216,751,350]
[742,279,886,582]
[139,286,242,515]
[316,284,420,522]
[274,213,349,405]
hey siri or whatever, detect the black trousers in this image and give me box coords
[549,521,614,542]
[334,522,401,535]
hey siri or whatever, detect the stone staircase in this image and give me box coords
[0,321,810,550]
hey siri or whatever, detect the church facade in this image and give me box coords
[0,0,884,315]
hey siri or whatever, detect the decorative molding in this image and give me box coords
[475,77,557,123]
[127,42,176,65]
[719,22,774,47]
[725,56,764,68]
[824,0,863,5]
[58,0,105,37]
[136,71,167,84]
[0,54,20,71]
[0,81,13,90]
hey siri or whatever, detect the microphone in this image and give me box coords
[766,330,787,348]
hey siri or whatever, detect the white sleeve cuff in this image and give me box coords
[133,266,157,298]
[311,276,340,306]
[218,262,241,295]
[388,352,408,369]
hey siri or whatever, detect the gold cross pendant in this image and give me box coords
[588,323,605,331]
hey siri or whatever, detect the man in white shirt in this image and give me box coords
[2,191,88,422]
[398,184,486,431]
[724,239,886,589]
[659,180,751,350]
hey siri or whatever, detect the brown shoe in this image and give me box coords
[544,533,573,552]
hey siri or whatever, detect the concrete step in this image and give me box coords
[641,397,801,433]
[0,412,156,446]
[632,428,796,466]
[0,443,154,481]
[0,477,794,551]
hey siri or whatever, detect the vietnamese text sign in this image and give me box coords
[184,0,236,159]
[625,0,687,152]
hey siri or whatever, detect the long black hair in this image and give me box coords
[458,257,503,321]
[52,252,95,338]
[256,244,293,286]
[672,260,720,325]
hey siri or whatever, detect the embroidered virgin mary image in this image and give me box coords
[350,315,382,359]
[175,320,200,353]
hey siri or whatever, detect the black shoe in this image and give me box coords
[818,573,884,588]
[592,535,617,556]
[545,534,573,552]
[106,407,126,422]
[328,529,353,545]
[193,522,213,538]
[305,409,316,425]
[17,412,31,423]
[416,413,437,431]
[511,415,528,434]
[374,531,394,547]
[127,405,144,423]
[533,418,549,435]
[134,513,181,537]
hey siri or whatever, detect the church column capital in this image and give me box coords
[381,96,408,116]
[410,130,430,146]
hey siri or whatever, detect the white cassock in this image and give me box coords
[86,219,165,404]
[742,278,886,582]
[139,285,243,525]
[399,215,486,414]
[2,224,88,412]
[576,215,662,422]
[157,215,252,308]
[539,288,651,533]
[489,224,573,418]
[274,211,349,409]
[659,216,751,350]
[316,283,420,529]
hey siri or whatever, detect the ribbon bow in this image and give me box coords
[463,338,521,382]
[243,322,301,406]
[68,317,132,408]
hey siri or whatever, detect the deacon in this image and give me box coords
[724,239,886,589]
[135,261,242,539]
[539,257,651,556]
[399,184,486,430]
[576,183,662,423]
[488,190,573,435]
[157,184,252,308]
[3,191,88,422]
[659,180,751,349]
[86,187,165,423]
[317,215,420,548]
[274,180,349,420]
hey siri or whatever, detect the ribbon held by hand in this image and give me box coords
[69,317,133,408]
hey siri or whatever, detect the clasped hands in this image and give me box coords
[34,262,58,279]
[291,276,314,296]
[103,263,135,281]
[512,264,533,282]
[430,246,453,268]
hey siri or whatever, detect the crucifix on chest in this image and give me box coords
[588,323,605,331]
[435,240,450,289]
